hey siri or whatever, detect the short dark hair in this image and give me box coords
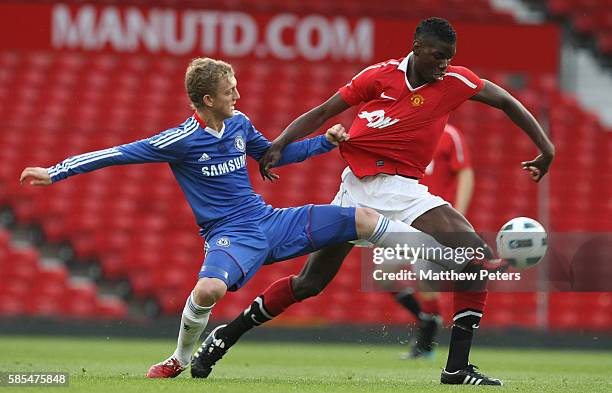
[414,17,456,44]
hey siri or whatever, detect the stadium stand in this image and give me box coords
[0,1,610,331]
[0,228,128,319]
[527,0,612,55]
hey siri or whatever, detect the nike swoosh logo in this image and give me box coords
[472,324,480,329]
[380,92,397,100]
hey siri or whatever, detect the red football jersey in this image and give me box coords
[421,124,472,205]
[338,53,483,179]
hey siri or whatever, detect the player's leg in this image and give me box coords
[411,204,492,257]
[219,242,354,345]
[341,172,493,375]
[191,205,388,378]
[146,276,227,378]
[219,205,386,331]
[173,278,226,362]
[209,206,428,346]
[411,290,442,356]
[286,206,409,302]
[150,225,267,379]
[383,254,442,359]
[396,287,442,359]
[411,205,502,385]
[190,243,354,379]
[291,242,354,299]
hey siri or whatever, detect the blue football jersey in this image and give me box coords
[47,111,336,232]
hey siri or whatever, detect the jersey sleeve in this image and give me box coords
[47,130,190,182]
[444,66,485,110]
[244,115,273,160]
[446,126,472,172]
[274,135,336,167]
[243,115,335,165]
[337,63,382,106]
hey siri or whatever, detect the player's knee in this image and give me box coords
[446,228,493,260]
[448,215,494,258]
[354,207,380,239]
[193,277,227,307]
[292,275,325,300]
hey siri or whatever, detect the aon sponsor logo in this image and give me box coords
[358,110,399,129]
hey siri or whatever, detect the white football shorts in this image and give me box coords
[331,167,462,273]
[331,167,449,224]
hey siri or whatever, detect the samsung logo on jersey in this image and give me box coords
[201,154,246,177]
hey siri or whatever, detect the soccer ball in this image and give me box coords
[495,217,548,269]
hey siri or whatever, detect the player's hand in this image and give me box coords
[259,143,282,181]
[325,124,349,146]
[521,153,553,182]
[20,167,52,186]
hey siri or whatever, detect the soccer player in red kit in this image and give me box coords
[397,124,475,359]
[423,125,474,214]
[192,18,554,386]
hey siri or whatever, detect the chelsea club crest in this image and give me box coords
[234,136,245,152]
[216,237,230,247]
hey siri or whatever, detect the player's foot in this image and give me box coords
[440,364,503,386]
[146,357,186,378]
[400,316,441,360]
[191,324,229,378]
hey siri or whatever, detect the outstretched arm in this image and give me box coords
[260,93,350,180]
[274,93,350,148]
[470,80,555,182]
[247,124,349,180]
[273,124,349,168]
[20,131,189,186]
[21,146,130,186]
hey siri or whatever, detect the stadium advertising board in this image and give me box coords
[0,3,559,73]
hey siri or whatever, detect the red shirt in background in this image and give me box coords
[421,124,472,205]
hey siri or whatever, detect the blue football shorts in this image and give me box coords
[198,204,357,291]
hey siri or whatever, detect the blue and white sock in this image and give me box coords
[367,215,392,244]
[368,215,466,271]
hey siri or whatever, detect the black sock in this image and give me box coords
[394,290,421,319]
[445,310,482,372]
[216,296,272,347]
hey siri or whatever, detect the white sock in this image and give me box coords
[367,215,392,245]
[368,215,466,271]
[172,291,213,366]
[368,215,424,246]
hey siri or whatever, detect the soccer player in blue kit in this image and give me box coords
[20,58,417,378]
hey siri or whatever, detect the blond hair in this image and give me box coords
[185,58,234,110]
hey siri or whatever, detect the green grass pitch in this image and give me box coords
[1,335,611,392]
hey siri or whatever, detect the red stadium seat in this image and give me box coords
[97,297,129,319]
[0,294,24,316]
[0,225,128,319]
